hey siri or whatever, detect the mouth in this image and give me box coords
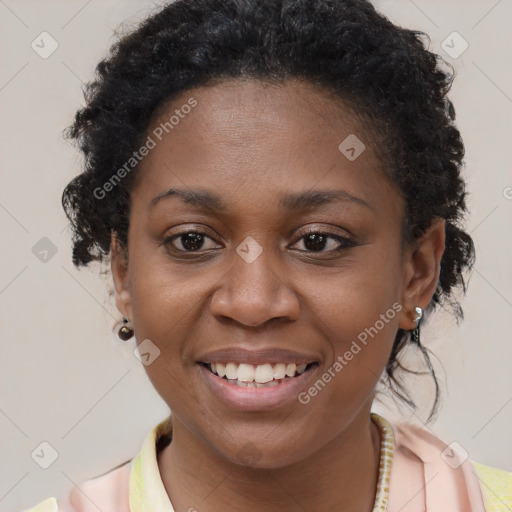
[199,361,319,387]
[195,347,321,410]
[197,358,320,410]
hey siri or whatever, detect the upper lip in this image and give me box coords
[197,348,320,366]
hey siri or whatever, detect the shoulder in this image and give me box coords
[384,416,512,512]
[21,497,59,512]
[472,460,512,511]
[21,417,172,512]
[21,461,131,512]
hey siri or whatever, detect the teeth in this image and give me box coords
[237,363,255,382]
[254,363,274,383]
[216,363,226,378]
[225,363,238,380]
[232,380,278,387]
[285,363,296,377]
[273,363,286,379]
[208,362,313,382]
[296,364,307,375]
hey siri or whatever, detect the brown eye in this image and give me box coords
[164,231,220,252]
[291,230,356,253]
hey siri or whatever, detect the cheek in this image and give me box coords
[316,281,400,353]
[298,290,398,433]
[311,294,398,400]
[298,255,402,402]
[126,249,224,397]
[128,241,209,342]
[128,264,204,417]
[301,244,402,338]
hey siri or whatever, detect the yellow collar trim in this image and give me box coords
[129,413,394,511]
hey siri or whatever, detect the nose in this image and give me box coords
[209,244,300,328]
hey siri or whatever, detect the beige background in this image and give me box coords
[0,0,511,510]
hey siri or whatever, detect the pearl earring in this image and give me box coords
[411,306,423,345]
[413,306,423,325]
[118,317,134,341]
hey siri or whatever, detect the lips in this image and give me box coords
[197,347,319,366]
[196,348,320,409]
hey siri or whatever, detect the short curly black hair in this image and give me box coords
[62,0,475,421]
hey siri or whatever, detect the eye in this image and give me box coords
[290,229,356,253]
[163,227,356,255]
[163,230,221,252]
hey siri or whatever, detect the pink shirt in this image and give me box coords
[24,414,512,511]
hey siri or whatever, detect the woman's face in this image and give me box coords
[112,79,438,467]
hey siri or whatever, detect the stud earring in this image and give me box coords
[118,317,134,341]
[410,306,423,345]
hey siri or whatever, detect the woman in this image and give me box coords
[23,0,511,510]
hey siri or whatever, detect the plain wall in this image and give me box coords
[0,0,511,510]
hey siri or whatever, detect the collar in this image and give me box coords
[128,413,394,511]
[129,416,174,511]
[128,413,487,511]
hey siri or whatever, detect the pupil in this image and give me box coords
[304,233,326,251]
[182,233,204,251]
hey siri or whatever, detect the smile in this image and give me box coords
[202,362,317,387]
[198,359,320,410]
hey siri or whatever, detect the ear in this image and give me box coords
[110,231,132,320]
[398,217,446,330]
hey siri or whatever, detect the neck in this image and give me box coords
[158,409,381,512]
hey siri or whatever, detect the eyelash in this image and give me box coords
[162,228,356,255]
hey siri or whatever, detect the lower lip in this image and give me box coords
[198,364,318,411]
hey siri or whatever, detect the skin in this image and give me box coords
[111,79,445,512]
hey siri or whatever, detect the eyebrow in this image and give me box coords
[148,187,373,212]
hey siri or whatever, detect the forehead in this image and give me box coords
[160,79,369,155]
[132,79,400,219]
